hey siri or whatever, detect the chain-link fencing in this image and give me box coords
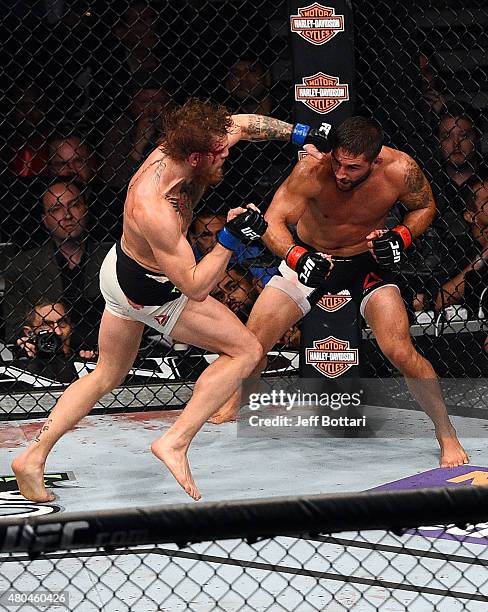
[1,486,488,611]
[0,1,487,415]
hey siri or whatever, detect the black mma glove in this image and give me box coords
[371,225,412,267]
[291,122,334,152]
[286,245,331,287]
[217,208,268,251]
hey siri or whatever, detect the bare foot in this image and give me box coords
[437,431,469,468]
[151,437,201,501]
[208,405,239,424]
[11,452,55,503]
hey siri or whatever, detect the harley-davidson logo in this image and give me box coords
[290,4,344,45]
[295,72,349,114]
[305,336,358,378]
[317,291,352,313]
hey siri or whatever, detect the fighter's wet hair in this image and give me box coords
[159,98,233,162]
[329,116,384,162]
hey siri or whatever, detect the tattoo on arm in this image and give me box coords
[244,116,292,141]
[401,158,432,210]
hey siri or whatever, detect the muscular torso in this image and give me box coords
[121,148,205,272]
[296,147,404,256]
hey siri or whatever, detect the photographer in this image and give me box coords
[14,300,96,383]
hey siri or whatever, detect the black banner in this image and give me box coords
[289,0,355,125]
[299,292,360,379]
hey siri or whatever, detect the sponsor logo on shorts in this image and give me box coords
[153,314,169,326]
[317,290,352,313]
[363,272,383,290]
[290,4,344,45]
[305,336,359,377]
[295,72,349,115]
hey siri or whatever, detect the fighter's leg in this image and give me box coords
[209,285,304,423]
[150,295,264,500]
[12,310,144,502]
[363,286,468,467]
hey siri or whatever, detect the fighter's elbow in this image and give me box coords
[185,286,208,302]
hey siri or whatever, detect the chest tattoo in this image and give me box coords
[165,181,204,230]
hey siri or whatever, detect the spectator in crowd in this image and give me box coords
[419,46,448,118]
[207,54,294,208]
[437,102,482,193]
[220,57,274,115]
[190,206,279,285]
[6,82,50,177]
[2,178,109,351]
[426,102,485,277]
[101,76,176,189]
[211,265,259,323]
[47,130,124,241]
[114,1,202,97]
[13,299,96,383]
[47,131,97,183]
[433,173,488,316]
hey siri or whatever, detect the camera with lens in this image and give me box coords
[34,330,64,358]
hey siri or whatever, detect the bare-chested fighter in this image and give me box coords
[211,116,469,469]
[11,99,333,502]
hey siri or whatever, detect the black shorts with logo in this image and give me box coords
[294,234,400,315]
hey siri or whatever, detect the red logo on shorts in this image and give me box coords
[153,314,169,326]
[317,291,352,313]
[290,4,345,46]
[363,272,383,290]
[305,336,359,378]
[295,72,349,115]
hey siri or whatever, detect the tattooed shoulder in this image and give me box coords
[398,154,432,210]
[153,159,166,187]
[165,180,203,228]
[403,155,426,193]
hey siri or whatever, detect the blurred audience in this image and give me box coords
[47,129,124,241]
[47,131,97,183]
[13,299,96,383]
[3,178,109,350]
[190,206,279,285]
[419,47,448,118]
[220,57,274,115]
[101,76,176,189]
[206,53,294,208]
[114,1,201,97]
[7,82,50,177]
[211,266,259,323]
[414,102,485,284]
[433,173,488,317]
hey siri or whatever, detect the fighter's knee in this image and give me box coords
[245,333,264,367]
[381,340,415,368]
[91,366,128,393]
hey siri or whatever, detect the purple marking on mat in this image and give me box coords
[369,465,488,491]
[369,466,488,546]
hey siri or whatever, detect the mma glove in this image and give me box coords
[217,208,268,251]
[286,245,331,287]
[371,225,412,267]
[291,122,334,153]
